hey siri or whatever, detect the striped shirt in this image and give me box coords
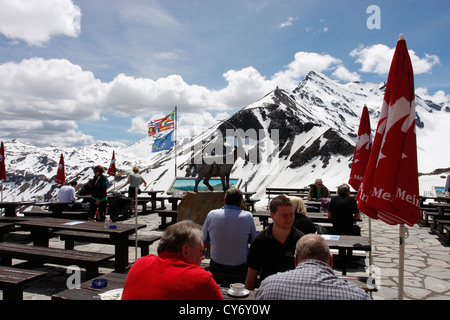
[255,259,371,300]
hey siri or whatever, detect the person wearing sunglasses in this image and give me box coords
[122,220,223,300]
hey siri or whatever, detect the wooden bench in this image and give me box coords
[265,188,309,206]
[155,210,178,229]
[0,242,114,279]
[245,199,260,212]
[54,230,160,257]
[23,210,89,220]
[0,266,47,300]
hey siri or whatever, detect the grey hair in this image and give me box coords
[337,184,350,197]
[295,234,330,264]
[157,220,202,254]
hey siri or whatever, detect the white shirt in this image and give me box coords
[58,185,76,202]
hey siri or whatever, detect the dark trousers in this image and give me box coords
[210,259,247,286]
[89,199,107,221]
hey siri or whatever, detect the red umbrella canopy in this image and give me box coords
[349,105,372,191]
[107,151,116,176]
[357,34,421,226]
[55,153,66,185]
[0,141,6,180]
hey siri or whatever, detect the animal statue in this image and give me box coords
[193,123,245,193]
[193,147,238,193]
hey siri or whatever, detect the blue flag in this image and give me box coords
[152,130,174,152]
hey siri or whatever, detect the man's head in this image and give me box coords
[294,234,333,267]
[69,181,77,187]
[270,195,294,231]
[315,179,323,190]
[224,188,243,207]
[157,220,206,266]
[337,184,351,198]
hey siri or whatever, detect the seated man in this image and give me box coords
[307,178,331,201]
[202,188,257,285]
[121,220,223,300]
[245,195,304,290]
[58,181,78,202]
[327,184,361,235]
[255,234,371,300]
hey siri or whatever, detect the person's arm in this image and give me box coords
[245,267,259,290]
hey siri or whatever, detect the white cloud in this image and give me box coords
[0,51,365,147]
[332,66,361,82]
[0,0,81,46]
[416,88,450,104]
[350,44,440,75]
[0,58,104,121]
[279,17,297,28]
[271,51,343,89]
[0,120,95,147]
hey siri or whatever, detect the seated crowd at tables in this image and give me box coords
[122,184,370,300]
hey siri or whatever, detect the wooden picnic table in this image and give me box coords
[322,234,371,275]
[0,266,47,300]
[0,201,35,217]
[429,202,450,214]
[52,271,127,300]
[52,271,257,300]
[10,217,146,273]
[52,260,375,300]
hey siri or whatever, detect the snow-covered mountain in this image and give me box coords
[2,71,449,205]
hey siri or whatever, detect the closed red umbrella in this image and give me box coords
[349,105,372,191]
[107,151,116,176]
[358,34,420,226]
[357,34,420,299]
[55,153,66,185]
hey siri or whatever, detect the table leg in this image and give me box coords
[112,235,129,272]
[4,206,16,217]
[31,228,50,247]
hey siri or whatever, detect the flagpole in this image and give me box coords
[174,106,178,179]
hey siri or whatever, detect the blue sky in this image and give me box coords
[0,0,448,147]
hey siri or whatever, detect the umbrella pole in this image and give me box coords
[398,224,406,300]
[369,217,372,274]
[135,188,138,261]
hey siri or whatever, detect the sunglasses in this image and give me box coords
[190,246,207,256]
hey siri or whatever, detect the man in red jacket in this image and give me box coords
[122,220,223,300]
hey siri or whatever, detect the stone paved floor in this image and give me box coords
[1,208,449,300]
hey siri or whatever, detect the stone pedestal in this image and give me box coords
[177,192,225,225]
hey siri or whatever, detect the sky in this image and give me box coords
[0,0,449,148]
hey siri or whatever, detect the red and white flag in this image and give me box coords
[0,141,6,180]
[349,105,372,191]
[55,153,66,185]
[357,34,421,226]
[107,151,116,176]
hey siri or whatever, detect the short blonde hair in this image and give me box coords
[132,167,140,173]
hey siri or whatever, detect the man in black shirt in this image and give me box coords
[327,184,361,235]
[245,195,304,290]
